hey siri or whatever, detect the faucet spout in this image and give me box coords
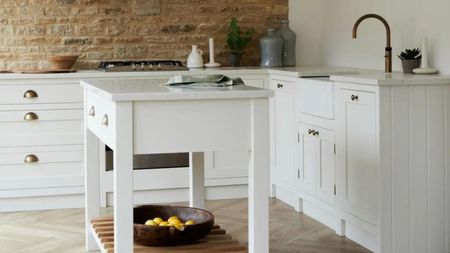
[352,14,392,73]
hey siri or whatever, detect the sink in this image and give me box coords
[295,77,335,119]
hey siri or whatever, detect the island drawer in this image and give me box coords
[86,93,115,148]
[0,83,82,105]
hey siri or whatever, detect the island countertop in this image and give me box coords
[81,78,274,102]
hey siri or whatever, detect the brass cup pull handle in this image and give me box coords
[277,83,283,89]
[24,112,39,121]
[101,114,109,126]
[89,106,95,117]
[23,90,38,98]
[351,94,359,101]
[24,154,39,163]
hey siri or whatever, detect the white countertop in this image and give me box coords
[81,78,274,102]
[1,66,450,86]
[0,66,356,81]
[330,70,450,85]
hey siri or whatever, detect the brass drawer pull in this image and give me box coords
[24,154,39,163]
[24,112,39,121]
[23,90,38,98]
[89,106,95,116]
[313,131,320,136]
[351,94,359,101]
[277,83,283,89]
[101,114,109,126]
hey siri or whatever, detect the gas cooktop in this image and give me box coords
[96,60,188,72]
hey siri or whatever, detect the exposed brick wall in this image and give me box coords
[0,0,288,70]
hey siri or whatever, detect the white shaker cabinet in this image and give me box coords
[269,76,296,204]
[297,123,336,207]
[336,88,378,226]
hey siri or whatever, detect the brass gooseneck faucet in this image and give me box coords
[352,14,392,73]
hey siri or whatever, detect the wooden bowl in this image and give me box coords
[133,205,214,246]
[48,55,78,69]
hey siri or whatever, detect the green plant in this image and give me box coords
[398,48,422,60]
[227,17,256,54]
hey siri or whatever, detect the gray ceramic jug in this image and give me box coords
[278,20,296,66]
[260,28,283,67]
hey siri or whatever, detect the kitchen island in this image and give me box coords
[81,78,273,253]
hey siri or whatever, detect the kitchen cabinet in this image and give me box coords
[337,88,377,226]
[297,123,336,207]
[0,80,85,212]
[269,76,296,203]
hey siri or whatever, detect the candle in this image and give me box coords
[209,38,215,63]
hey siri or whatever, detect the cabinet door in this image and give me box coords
[297,123,336,206]
[271,80,295,190]
[338,88,377,225]
[297,124,319,195]
[316,128,336,206]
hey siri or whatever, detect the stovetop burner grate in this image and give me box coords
[96,60,187,72]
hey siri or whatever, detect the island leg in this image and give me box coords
[189,152,205,209]
[85,129,100,251]
[248,99,270,253]
[113,102,134,253]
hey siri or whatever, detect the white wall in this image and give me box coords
[290,0,450,74]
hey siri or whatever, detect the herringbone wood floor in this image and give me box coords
[0,198,371,253]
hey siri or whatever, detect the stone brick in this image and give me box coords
[132,0,161,16]
[0,0,288,69]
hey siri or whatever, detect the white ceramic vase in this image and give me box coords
[413,37,438,74]
[187,45,204,69]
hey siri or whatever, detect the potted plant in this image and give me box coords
[398,48,421,74]
[227,17,255,67]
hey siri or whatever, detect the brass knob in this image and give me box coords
[308,129,314,135]
[313,131,320,136]
[24,154,39,163]
[24,112,39,121]
[23,90,38,98]
[89,106,95,117]
[351,95,359,101]
[101,114,108,126]
[277,83,283,89]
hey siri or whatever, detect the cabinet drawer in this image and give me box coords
[0,109,83,137]
[244,79,265,89]
[270,79,294,93]
[296,78,335,119]
[86,93,116,148]
[0,83,82,105]
[0,147,84,190]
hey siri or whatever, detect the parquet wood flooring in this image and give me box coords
[0,198,371,253]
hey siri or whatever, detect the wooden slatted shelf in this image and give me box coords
[91,217,247,253]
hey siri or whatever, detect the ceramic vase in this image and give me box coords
[260,28,283,67]
[278,20,297,66]
[187,45,203,68]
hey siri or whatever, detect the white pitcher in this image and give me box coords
[187,45,203,68]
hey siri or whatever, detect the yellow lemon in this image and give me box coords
[168,216,180,224]
[185,220,195,225]
[159,221,170,226]
[144,220,158,226]
[152,217,163,224]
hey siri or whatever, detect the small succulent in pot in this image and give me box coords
[398,48,421,73]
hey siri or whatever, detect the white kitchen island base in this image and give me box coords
[82,79,273,253]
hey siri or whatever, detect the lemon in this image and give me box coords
[144,220,158,226]
[168,216,180,223]
[159,221,170,226]
[152,217,163,224]
[185,220,195,225]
